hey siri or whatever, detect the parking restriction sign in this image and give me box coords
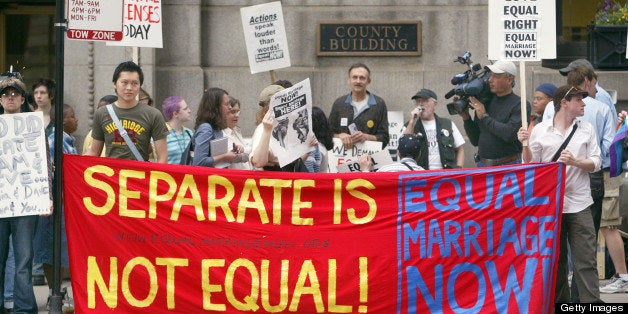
[66,0,124,41]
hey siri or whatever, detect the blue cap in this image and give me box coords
[535,83,557,98]
[397,134,422,159]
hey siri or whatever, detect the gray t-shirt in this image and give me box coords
[92,103,168,161]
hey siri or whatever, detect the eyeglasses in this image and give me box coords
[1,91,21,98]
[229,109,240,116]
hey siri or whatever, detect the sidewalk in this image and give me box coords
[33,281,627,313]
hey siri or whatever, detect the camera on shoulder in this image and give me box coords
[444,51,493,115]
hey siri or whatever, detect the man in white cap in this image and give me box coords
[459,59,530,167]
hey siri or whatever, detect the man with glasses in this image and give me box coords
[0,76,51,314]
[86,61,169,162]
[404,88,465,169]
[459,59,530,167]
[517,85,603,303]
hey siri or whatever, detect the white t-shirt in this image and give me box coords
[421,119,465,169]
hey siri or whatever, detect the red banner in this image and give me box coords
[63,154,564,313]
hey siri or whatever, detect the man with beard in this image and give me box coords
[404,88,465,169]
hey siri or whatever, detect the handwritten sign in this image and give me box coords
[386,110,404,150]
[107,0,163,48]
[488,0,556,61]
[240,1,291,74]
[328,139,383,173]
[0,112,50,218]
[67,0,124,41]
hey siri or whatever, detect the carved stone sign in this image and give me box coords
[317,21,421,56]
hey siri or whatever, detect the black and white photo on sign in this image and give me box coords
[269,78,314,167]
[0,112,51,218]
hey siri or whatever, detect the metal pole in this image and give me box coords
[50,0,66,313]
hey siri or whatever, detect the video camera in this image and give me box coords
[444,51,493,115]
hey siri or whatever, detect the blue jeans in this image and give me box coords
[3,238,13,310]
[0,216,39,314]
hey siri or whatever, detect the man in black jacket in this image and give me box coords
[460,59,530,167]
[404,88,465,169]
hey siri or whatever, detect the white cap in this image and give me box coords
[487,60,517,76]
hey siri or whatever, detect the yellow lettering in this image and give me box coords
[121,257,158,307]
[207,175,236,222]
[333,179,343,224]
[155,257,188,309]
[87,256,118,309]
[290,260,323,312]
[359,257,368,313]
[327,259,351,312]
[260,260,289,311]
[346,179,376,224]
[172,174,205,221]
[237,178,268,223]
[119,170,146,218]
[202,259,226,311]
[292,180,315,225]
[83,166,115,215]
[226,258,260,311]
[148,171,177,219]
[259,179,292,224]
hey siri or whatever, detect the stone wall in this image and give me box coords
[62,0,624,167]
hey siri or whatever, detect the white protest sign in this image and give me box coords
[327,138,382,173]
[240,1,291,74]
[488,0,556,61]
[337,149,394,173]
[66,0,124,41]
[385,110,404,150]
[107,0,163,48]
[0,112,51,218]
[269,78,312,167]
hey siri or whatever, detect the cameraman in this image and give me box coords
[459,59,530,167]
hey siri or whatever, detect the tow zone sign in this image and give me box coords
[66,0,123,41]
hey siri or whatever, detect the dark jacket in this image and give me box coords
[328,92,390,147]
[412,115,459,169]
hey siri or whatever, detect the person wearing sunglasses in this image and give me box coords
[518,85,603,303]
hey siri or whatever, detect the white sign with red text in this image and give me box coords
[66,0,124,41]
[107,0,163,48]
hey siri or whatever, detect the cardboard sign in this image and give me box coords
[386,110,404,150]
[337,149,394,173]
[240,1,291,74]
[106,0,163,48]
[66,0,124,41]
[0,112,51,217]
[488,0,556,61]
[328,138,382,173]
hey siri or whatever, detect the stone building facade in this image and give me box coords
[5,0,625,167]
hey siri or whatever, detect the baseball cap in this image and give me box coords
[397,134,422,159]
[258,84,284,105]
[558,59,594,76]
[0,77,26,97]
[411,88,437,100]
[535,83,557,98]
[486,60,517,76]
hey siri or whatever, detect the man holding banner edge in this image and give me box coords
[518,85,603,303]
